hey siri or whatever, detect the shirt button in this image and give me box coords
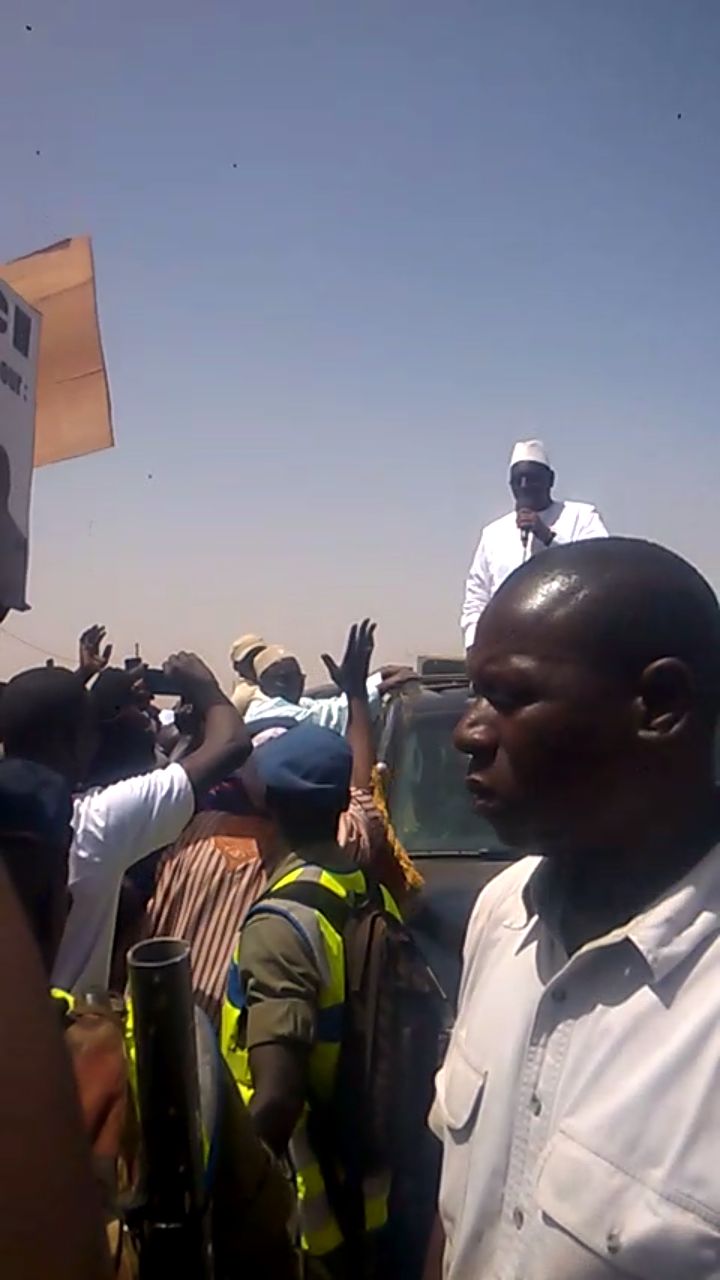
[530,1093,542,1116]
[551,986,567,1004]
[513,1207,525,1230]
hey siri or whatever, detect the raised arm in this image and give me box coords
[163,652,252,796]
[322,619,377,789]
[76,624,113,686]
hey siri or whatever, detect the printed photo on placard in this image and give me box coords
[0,278,40,612]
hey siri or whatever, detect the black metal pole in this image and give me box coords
[128,937,213,1279]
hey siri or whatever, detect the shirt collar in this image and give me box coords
[514,844,720,985]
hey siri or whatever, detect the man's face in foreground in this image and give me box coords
[455,590,638,858]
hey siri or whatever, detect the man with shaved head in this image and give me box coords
[429,539,720,1279]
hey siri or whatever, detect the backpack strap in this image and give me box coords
[263,878,353,937]
[268,874,390,1268]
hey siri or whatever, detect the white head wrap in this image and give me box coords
[509,439,551,469]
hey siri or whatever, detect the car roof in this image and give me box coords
[393,679,470,720]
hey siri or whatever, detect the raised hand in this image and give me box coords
[78,624,113,682]
[161,652,227,714]
[321,619,377,700]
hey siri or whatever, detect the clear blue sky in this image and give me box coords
[1,0,719,684]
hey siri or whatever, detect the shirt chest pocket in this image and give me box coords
[432,1047,487,1239]
[434,1045,487,1142]
[536,1131,720,1279]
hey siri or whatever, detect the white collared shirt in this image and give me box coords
[430,849,720,1280]
[460,500,608,646]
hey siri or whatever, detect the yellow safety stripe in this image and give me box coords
[221,860,396,1255]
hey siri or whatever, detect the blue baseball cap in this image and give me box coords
[252,723,352,817]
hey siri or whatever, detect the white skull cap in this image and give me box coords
[510,439,551,468]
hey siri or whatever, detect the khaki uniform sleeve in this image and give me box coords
[239,911,321,1050]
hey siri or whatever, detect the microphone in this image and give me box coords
[521,527,530,550]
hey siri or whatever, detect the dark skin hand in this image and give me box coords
[323,619,377,788]
[422,1216,445,1280]
[77,624,113,684]
[515,507,555,546]
[163,652,252,796]
[321,618,377,700]
[248,1042,308,1157]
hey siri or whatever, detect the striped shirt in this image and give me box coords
[148,811,282,1027]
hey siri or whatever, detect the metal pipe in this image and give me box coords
[128,937,212,1278]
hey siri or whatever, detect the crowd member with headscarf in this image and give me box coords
[244,632,417,736]
[230,633,267,717]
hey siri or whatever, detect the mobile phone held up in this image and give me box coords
[123,658,182,699]
[143,668,184,698]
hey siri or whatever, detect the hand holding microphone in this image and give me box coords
[516,507,555,550]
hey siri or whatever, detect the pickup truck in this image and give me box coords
[378,675,515,1002]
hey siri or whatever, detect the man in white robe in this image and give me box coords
[460,440,608,650]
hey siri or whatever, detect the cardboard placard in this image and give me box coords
[0,279,40,610]
[1,236,113,467]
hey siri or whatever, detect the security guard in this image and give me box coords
[221,724,391,1278]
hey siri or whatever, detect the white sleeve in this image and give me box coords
[301,693,349,734]
[460,536,491,648]
[80,764,196,874]
[576,506,609,540]
[551,506,609,547]
[366,672,383,720]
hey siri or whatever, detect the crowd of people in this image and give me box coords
[3,467,720,1278]
[0,614,425,1278]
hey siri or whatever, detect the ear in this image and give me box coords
[548,469,556,489]
[635,658,694,739]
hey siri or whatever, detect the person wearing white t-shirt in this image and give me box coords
[460,440,608,650]
[0,652,252,993]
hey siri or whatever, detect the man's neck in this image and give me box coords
[296,838,353,871]
[555,798,720,953]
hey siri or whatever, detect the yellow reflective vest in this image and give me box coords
[221,862,399,1258]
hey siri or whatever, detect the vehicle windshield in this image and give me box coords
[387,706,510,855]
